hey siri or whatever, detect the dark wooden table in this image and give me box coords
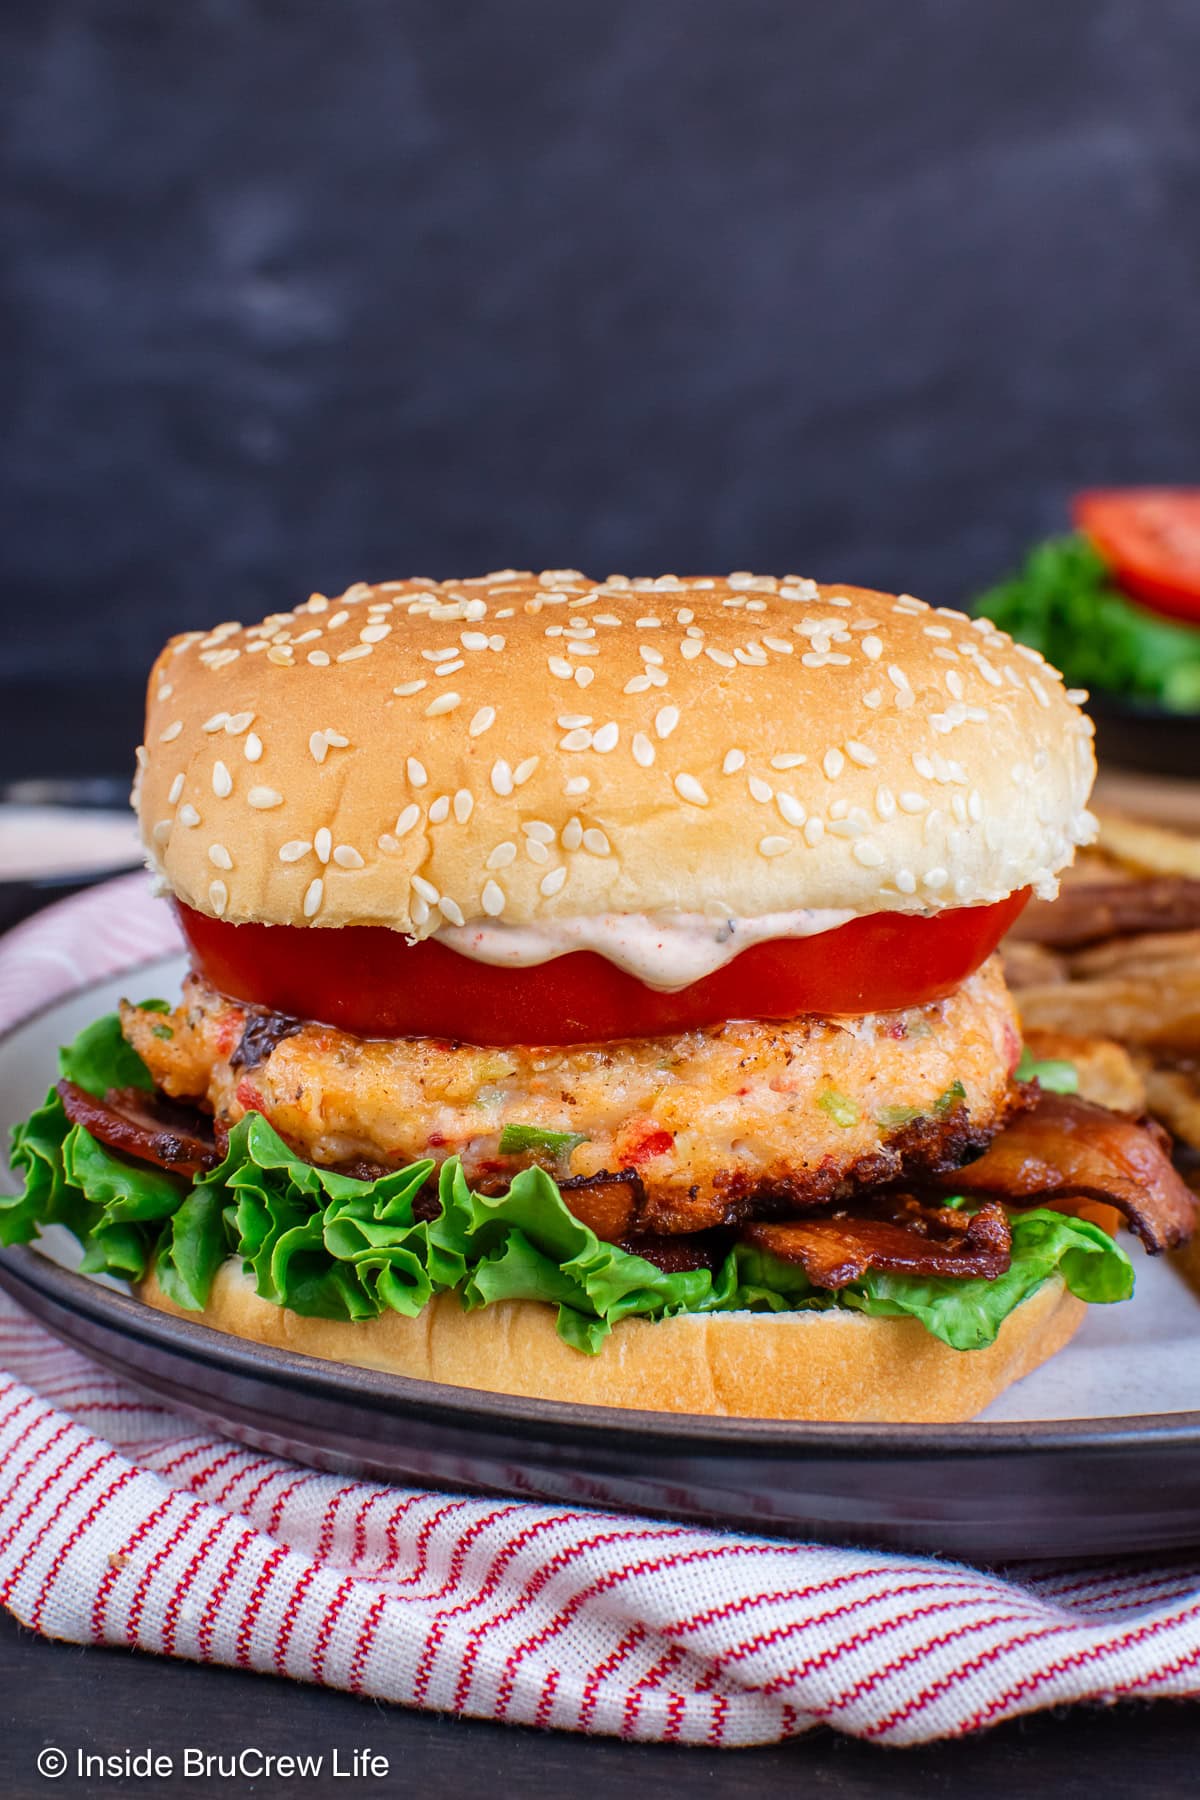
[2,1605,1198,1798]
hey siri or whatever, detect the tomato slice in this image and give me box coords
[1074,489,1200,625]
[176,891,1028,1047]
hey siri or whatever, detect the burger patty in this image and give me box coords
[120,960,1021,1234]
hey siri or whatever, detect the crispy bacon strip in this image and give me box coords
[935,1092,1196,1252]
[57,1080,217,1178]
[742,1198,1011,1289]
[559,1170,644,1242]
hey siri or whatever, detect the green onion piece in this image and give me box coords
[818,1089,861,1128]
[498,1123,589,1158]
[933,1080,967,1116]
[876,1104,922,1129]
[1015,1046,1079,1094]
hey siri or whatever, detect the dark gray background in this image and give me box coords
[3,0,1199,774]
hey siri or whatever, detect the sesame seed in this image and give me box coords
[822,748,845,780]
[267,646,293,666]
[777,793,806,827]
[924,867,949,890]
[439,896,465,926]
[624,673,653,695]
[412,874,439,904]
[861,636,883,661]
[674,773,708,806]
[394,804,420,838]
[159,721,183,743]
[481,879,506,917]
[525,839,550,864]
[561,817,583,851]
[410,894,430,927]
[639,645,664,665]
[209,880,229,916]
[574,666,595,688]
[592,722,619,753]
[360,623,391,644]
[428,795,450,823]
[564,776,589,795]
[461,631,489,651]
[303,877,324,917]
[393,680,428,697]
[167,774,185,804]
[212,761,232,798]
[875,786,897,820]
[723,749,746,774]
[454,789,474,823]
[152,819,172,844]
[676,608,694,624]
[583,827,611,854]
[523,820,555,842]
[314,827,332,864]
[548,657,573,679]
[510,756,537,787]
[762,636,793,654]
[758,835,791,858]
[567,641,599,657]
[898,791,929,813]
[540,867,567,897]
[407,757,428,787]
[425,691,461,716]
[913,753,935,779]
[559,728,592,751]
[862,690,883,709]
[655,706,680,739]
[203,711,230,733]
[770,753,806,770]
[491,760,514,796]
[1066,687,1089,704]
[844,740,877,767]
[247,786,283,809]
[487,842,517,869]
[208,843,233,870]
[705,647,736,668]
[749,777,773,803]
[434,659,465,677]
[557,714,592,729]
[309,732,329,764]
[853,840,885,867]
[632,732,655,767]
[333,844,364,868]
[177,803,200,829]
[680,640,703,661]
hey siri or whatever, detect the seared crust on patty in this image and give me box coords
[121,959,1022,1233]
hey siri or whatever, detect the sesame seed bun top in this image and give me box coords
[134,570,1097,935]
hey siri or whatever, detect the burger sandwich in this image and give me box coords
[4,571,1194,1421]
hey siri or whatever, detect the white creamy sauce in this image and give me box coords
[434,906,876,991]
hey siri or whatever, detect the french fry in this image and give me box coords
[1015,974,1200,1054]
[1096,813,1200,881]
[1135,1061,1200,1155]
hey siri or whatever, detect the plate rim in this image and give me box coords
[4,944,1200,1456]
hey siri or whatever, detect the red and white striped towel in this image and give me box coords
[2,877,1200,1747]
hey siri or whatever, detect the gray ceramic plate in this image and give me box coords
[3,958,1200,1560]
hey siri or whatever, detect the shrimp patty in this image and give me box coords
[121,959,1022,1233]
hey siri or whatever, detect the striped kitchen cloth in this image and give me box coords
[1,876,1200,1747]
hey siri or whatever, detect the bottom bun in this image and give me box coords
[138,1262,1085,1423]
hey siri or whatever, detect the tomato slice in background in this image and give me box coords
[176,890,1028,1047]
[1074,489,1200,625]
